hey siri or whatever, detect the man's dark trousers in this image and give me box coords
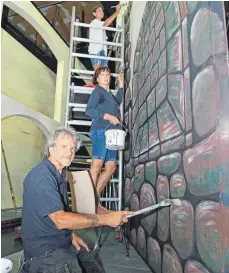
[19,245,105,273]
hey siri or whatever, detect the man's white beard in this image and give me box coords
[63,159,72,167]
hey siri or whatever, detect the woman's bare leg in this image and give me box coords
[96,161,117,196]
[89,158,104,188]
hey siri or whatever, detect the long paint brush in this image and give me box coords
[126,198,182,219]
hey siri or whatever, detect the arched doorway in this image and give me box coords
[1,115,47,209]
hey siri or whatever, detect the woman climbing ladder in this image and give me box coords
[85,67,124,213]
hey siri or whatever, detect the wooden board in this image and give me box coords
[70,171,96,214]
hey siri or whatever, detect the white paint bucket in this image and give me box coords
[1,258,13,273]
[105,124,127,150]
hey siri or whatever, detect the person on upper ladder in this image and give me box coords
[89,4,121,71]
[85,67,124,213]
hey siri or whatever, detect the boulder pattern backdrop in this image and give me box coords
[123,2,229,273]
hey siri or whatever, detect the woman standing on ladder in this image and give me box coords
[86,67,124,213]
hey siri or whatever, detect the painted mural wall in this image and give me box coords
[123,2,229,273]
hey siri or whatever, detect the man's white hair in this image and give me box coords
[43,126,81,157]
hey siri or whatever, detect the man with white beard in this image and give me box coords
[20,127,134,273]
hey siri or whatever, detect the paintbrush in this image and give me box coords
[126,198,182,219]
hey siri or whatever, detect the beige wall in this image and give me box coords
[1,30,56,209]
[1,29,56,118]
[1,116,46,208]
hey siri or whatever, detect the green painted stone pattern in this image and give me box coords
[134,164,145,192]
[167,29,182,73]
[158,152,181,176]
[145,161,157,186]
[165,1,180,40]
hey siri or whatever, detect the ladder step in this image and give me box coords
[73,37,122,47]
[68,103,86,112]
[71,69,118,78]
[81,140,92,145]
[70,86,117,95]
[73,75,92,80]
[74,22,123,32]
[71,158,91,162]
[68,167,90,171]
[78,131,91,135]
[110,179,119,183]
[70,86,93,94]
[68,103,87,108]
[74,155,91,159]
[68,120,92,126]
[100,197,120,202]
[72,108,86,112]
[82,143,92,147]
[72,53,122,62]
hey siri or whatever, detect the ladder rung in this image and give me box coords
[68,120,92,126]
[72,53,122,62]
[71,69,118,78]
[78,131,91,135]
[72,89,93,94]
[73,37,122,47]
[68,167,90,171]
[73,75,92,80]
[110,179,119,183]
[72,108,86,112]
[74,22,123,32]
[74,155,91,159]
[71,86,93,93]
[70,86,117,95]
[68,103,87,108]
[100,197,120,202]
[73,158,90,162]
[81,140,91,144]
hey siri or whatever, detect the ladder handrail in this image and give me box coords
[65,7,76,127]
[118,16,125,211]
[108,27,122,57]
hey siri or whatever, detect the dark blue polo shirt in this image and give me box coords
[21,158,72,259]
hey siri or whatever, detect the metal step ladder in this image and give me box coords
[65,7,125,211]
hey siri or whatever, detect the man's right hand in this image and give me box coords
[104,113,120,125]
[106,211,135,228]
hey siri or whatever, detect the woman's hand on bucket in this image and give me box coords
[118,72,124,88]
[104,113,120,125]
